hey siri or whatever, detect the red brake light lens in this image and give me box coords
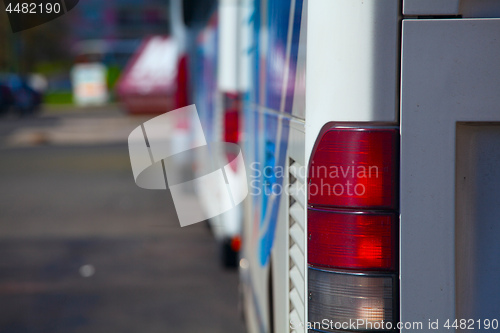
[223,93,241,171]
[308,128,398,210]
[223,92,241,144]
[308,208,397,271]
[231,236,242,252]
[224,110,240,144]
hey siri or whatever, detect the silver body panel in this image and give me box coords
[401,18,500,331]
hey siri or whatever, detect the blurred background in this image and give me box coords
[0,0,245,332]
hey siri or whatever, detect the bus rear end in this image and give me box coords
[241,1,500,332]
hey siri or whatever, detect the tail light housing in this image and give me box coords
[307,125,399,332]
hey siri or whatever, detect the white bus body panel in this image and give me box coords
[218,0,252,93]
[401,18,500,331]
[218,0,239,93]
[305,0,400,158]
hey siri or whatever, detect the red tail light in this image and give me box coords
[307,125,399,332]
[308,209,397,271]
[308,128,398,210]
[231,235,242,252]
[223,92,241,144]
[223,92,241,171]
[175,54,190,109]
[224,110,240,144]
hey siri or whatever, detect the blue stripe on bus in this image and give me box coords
[264,0,291,111]
[284,0,303,114]
[257,0,303,267]
[259,117,290,266]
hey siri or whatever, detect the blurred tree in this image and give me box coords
[18,17,71,74]
[183,0,217,28]
[0,12,16,71]
[0,13,71,74]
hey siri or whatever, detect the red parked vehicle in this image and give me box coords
[116,35,190,115]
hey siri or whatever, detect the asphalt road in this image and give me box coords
[0,107,245,333]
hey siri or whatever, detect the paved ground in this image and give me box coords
[0,107,245,333]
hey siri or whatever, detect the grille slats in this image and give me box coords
[289,157,306,332]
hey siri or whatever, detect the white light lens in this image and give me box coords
[308,267,396,332]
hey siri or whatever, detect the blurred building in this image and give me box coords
[67,0,171,41]
[0,0,171,73]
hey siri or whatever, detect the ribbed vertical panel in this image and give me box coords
[289,157,306,333]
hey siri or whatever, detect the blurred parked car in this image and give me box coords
[0,83,14,115]
[0,74,43,117]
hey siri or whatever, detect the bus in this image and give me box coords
[195,0,500,332]
[193,0,250,267]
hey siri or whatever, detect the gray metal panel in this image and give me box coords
[404,0,500,17]
[460,0,500,18]
[401,19,500,332]
[456,124,500,325]
[403,0,460,15]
